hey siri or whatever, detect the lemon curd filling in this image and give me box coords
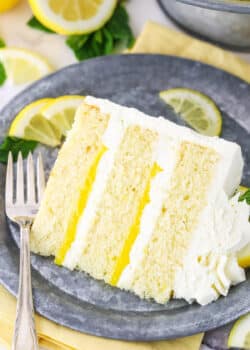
[55,145,107,265]
[110,162,163,286]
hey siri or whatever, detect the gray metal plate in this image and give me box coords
[0,54,249,340]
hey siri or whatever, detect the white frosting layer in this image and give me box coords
[173,130,249,305]
[174,192,250,305]
[64,97,249,305]
[63,108,126,269]
[118,134,178,290]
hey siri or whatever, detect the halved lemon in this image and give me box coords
[159,88,222,137]
[9,98,61,147]
[228,313,250,349]
[0,48,52,85]
[28,0,117,35]
[41,95,85,136]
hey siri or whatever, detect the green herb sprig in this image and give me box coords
[27,4,134,61]
[0,38,7,86]
[239,189,250,205]
[27,17,55,33]
[0,137,38,164]
[66,4,134,60]
[0,62,7,87]
[0,38,6,48]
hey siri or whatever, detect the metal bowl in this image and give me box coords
[158,0,250,50]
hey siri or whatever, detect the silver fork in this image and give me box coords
[5,151,45,350]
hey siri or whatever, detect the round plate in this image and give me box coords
[0,54,250,341]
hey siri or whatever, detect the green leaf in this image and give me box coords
[0,137,38,164]
[103,28,114,54]
[0,38,6,48]
[239,189,250,205]
[66,4,134,61]
[66,35,95,61]
[93,30,103,44]
[66,34,89,50]
[105,5,134,48]
[106,5,128,38]
[91,38,103,56]
[27,16,55,33]
[0,62,7,86]
[127,30,135,48]
[0,38,7,85]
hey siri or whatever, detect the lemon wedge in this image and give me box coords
[9,98,61,147]
[159,88,222,137]
[41,95,85,136]
[28,0,117,35]
[0,48,52,85]
[236,186,250,268]
[0,0,20,13]
[9,96,84,147]
[238,185,249,195]
[238,243,250,269]
[228,313,250,349]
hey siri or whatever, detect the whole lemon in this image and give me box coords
[0,0,20,13]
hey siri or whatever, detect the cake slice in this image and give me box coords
[31,96,250,305]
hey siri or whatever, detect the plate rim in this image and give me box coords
[0,53,250,341]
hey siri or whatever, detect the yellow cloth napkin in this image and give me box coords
[0,284,203,349]
[131,21,250,83]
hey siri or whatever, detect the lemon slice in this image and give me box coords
[0,48,52,85]
[9,98,61,147]
[236,186,250,268]
[238,185,249,195]
[41,95,85,136]
[228,313,250,349]
[28,0,117,35]
[238,243,250,269]
[0,0,20,13]
[159,88,222,137]
[8,96,84,147]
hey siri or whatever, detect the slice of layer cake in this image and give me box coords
[31,96,250,305]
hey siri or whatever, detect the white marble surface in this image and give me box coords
[0,0,249,349]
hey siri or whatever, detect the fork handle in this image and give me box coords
[12,223,38,350]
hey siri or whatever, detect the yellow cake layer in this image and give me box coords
[31,104,110,256]
[55,145,107,265]
[110,162,163,286]
[77,125,158,282]
[127,141,219,303]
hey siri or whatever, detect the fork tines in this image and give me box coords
[5,152,45,207]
